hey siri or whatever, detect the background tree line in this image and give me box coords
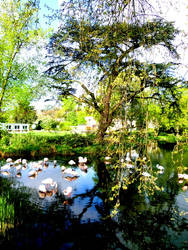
[0,0,187,139]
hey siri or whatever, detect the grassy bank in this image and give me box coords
[0,130,187,159]
[0,131,98,159]
[155,133,187,146]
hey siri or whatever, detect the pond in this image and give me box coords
[0,145,188,249]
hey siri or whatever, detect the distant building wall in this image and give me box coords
[0,123,30,132]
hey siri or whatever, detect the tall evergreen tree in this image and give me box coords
[46,0,183,142]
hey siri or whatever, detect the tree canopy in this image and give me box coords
[0,0,41,111]
[45,0,186,141]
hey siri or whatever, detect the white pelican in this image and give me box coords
[61,166,66,172]
[1,164,10,171]
[142,172,151,177]
[44,157,48,162]
[63,186,72,196]
[41,178,57,192]
[14,158,22,164]
[22,159,27,165]
[78,156,87,164]
[28,170,38,178]
[68,160,76,165]
[64,168,79,176]
[6,158,12,163]
[38,184,47,199]
[39,184,47,193]
[1,171,10,176]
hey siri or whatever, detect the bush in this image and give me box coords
[40,118,59,130]
[0,128,11,146]
[59,121,72,131]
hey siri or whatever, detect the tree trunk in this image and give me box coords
[96,112,113,143]
[96,125,108,143]
[96,83,114,143]
[0,86,6,112]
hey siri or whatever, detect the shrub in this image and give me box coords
[59,121,72,131]
[40,118,59,130]
[0,128,11,146]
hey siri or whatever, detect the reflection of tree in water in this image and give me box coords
[104,152,188,249]
[91,143,188,249]
[0,176,123,249]
[116,185,188,249]
[1,146,188,249]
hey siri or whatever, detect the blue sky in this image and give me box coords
[38,0,59,29]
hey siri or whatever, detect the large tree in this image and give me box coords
[46,0,183,142]
[3,83,38,124]
[0,0,41,111]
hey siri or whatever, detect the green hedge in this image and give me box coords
[0,132,96,158]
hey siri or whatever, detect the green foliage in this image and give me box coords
[0,132,96,157]
[59,121,72,131]
[0,128,11,146]
[40,118,59,130]
[46,0,183,142]
[146,87,188,134]
[0,196,15,222]
[0,0,42,110]
[59,97,87,127]
[157,134,177,144]
[127,99,147,129]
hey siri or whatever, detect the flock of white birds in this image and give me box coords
[1,152,188,197]
[0,156,88,198]
[105,150,188,192]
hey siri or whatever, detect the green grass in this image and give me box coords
[156,134,177,144]
[0,130,187,159]
[0,131,96,158]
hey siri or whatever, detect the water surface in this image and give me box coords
[0,147,188,249]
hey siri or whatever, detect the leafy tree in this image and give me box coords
[3,84,38,124]
[178,88,188,133]
[46,0,184,142]
[59,97,87,126]
[35,97,87,131]
[156,88,188,134]
[0,0,41,111]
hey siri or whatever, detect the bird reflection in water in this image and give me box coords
[64,176,79,181]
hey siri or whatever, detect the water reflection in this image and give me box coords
[0,147,188,249]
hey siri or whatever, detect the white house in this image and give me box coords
[0,123,30,132]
